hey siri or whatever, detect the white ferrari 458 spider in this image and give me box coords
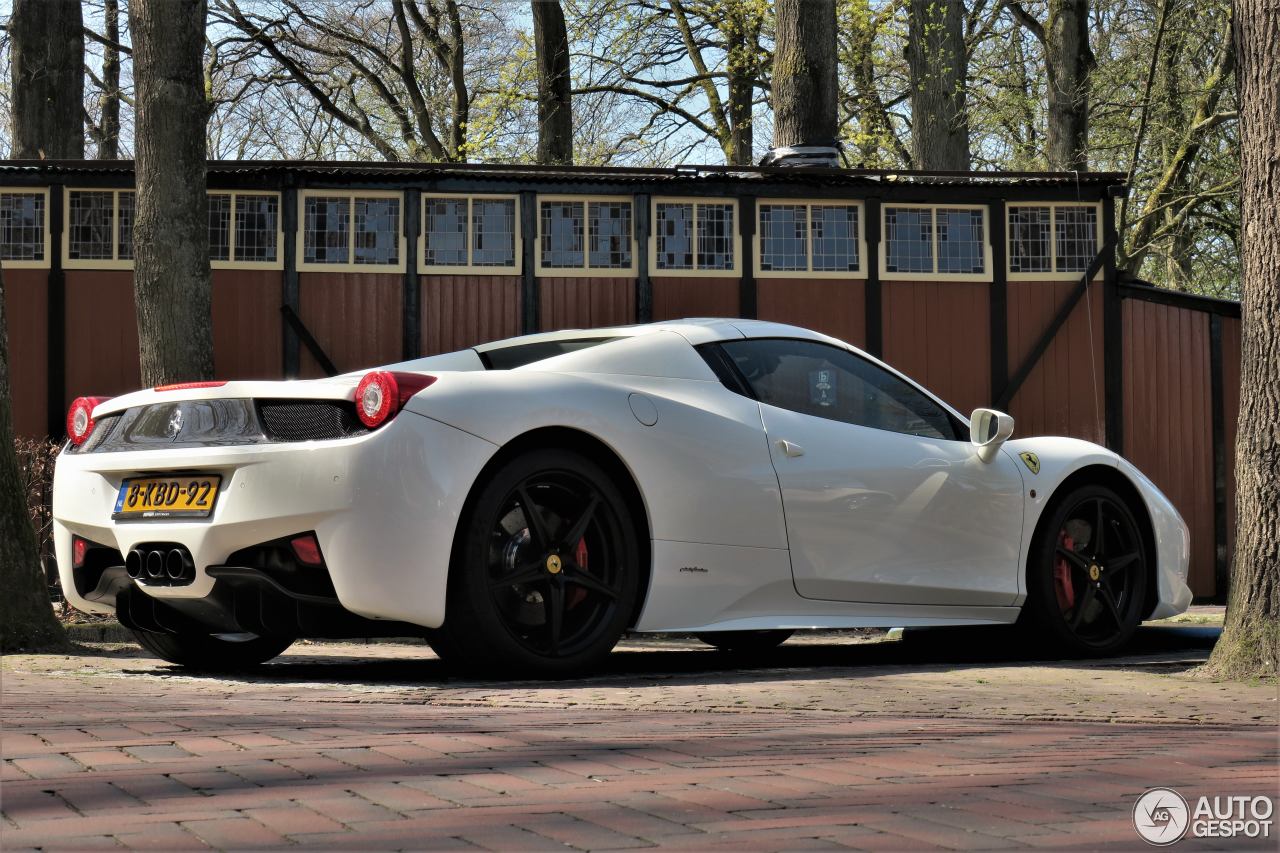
[53,319,1192,675]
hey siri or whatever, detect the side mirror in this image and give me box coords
[969,408,1015,463]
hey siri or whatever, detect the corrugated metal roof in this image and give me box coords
[0,158,1127,187]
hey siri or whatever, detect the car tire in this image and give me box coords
[130,629,294,671]
[436,448,642,678]
[696,630,793,653]
[1022,482,1149,656]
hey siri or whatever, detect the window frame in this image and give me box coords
[1006,201,1104,281]
[0,187,51,270]
[417,192,522,275]
[296,189,406,273]
[534,194,638,277]
[208,190,284,271]
[879,203,993,283]
[753,199,867,279]
[648,196,740,277]
[62,188,135,271]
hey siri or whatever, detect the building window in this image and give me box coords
[65,189,134,268]
[882,205,989,279]
[653,199,737,274]
[421,195,518,272]
[208,192,280,267]
[758,201,863,276]
[537,197,635,274]
[0,190,48,266]
[1008,203,1101,277]
[209,194,233,262]
[299,191,403,271]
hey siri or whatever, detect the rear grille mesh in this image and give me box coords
[258,401,367,442]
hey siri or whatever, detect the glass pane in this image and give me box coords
[759,204,807,271]
[655,202,693,270]
[936,208,985,274]
[208,194,231,261]
[304,196,349,264]
[67,191,115,261]
[116,192,135,260]
[588,201,632,269]
[810,205,859,272]
[472,198,516,267]
[884,207,933,274]
[0,192,45,261]
[235,194,279,263]
[354,197,400,265]
[540,200,584,268]
[424,197,467,267]
[1008,206,1051,273]
[1056,206,1098,272]
[697,203,735,270]
[720,338,957,440]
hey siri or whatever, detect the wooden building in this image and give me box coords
[0,160,1242,599]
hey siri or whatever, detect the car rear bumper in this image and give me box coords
[53,412,498,631]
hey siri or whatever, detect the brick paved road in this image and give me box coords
[2,627,1276,851]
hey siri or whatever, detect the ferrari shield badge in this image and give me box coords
[1019,451,1040,475]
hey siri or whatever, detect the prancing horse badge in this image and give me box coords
[1019,452,1040,475]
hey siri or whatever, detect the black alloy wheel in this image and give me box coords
[1024,483,1149,654]
[433,449,641,676]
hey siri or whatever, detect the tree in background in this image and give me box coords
[1202,0,1278,681]
[905,0,970,170]
[533,0,572,164]
[0,267,67,652]
[131,0,214,386]
[8,0,84,158]
[87,0,124,159]
[1007,0,1094,171]
[770,0,837,149]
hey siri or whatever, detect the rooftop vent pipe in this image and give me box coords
[759,142,844,168]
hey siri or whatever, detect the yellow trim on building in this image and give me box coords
[208,190,285,271]
[418,192,522,275]
[1006,201,1105,282]
[648,197,741,278]
[534,194,638,277]
[878,203,993,283]
[62,188,134,271]
[296,189,407,274]
[0,186,51,270]
[753,199,868,279]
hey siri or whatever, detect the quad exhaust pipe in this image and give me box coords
[125,546,195,584]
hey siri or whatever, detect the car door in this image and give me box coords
[711,338,1025,606]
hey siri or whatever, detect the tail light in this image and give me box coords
[66,396,111,445]
[289,533,324,566]
[72,535,89,569]
[354,371,436,429]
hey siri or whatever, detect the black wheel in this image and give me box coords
[434,448,641,677]
[130,629,293,671]
[1023,483,1149,655]
[696,630,793,653]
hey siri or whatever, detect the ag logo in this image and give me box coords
[166,405,185,439]
[1133,787,1190,845]
[1018,451,1040,475]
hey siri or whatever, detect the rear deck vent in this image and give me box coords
[258,401,367,442]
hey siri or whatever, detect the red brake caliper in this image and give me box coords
[567,538,590,608]
[1054,531,1076,612]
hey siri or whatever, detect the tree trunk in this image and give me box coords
[1045,0,1091,171]
[905,0,970,170]
[724,5,755,166]
[9,0,85,159]
[532,0,573,165]
[98,0,122,160]
[131,0,214,386]
[771,0,839,149]
[1203,0,1280,680]
[0,269,68,652]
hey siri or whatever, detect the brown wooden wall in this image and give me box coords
[1122,299,1216,595]
[212,270,282,380]
[4,269,48,438]
[881,280,991,416]
[420,275,521,355]
[539,277,635,331]
[64,271,141,407]
[651,277,739,321]
[757,278,867,350]
[297,272,401,377]
[1006,280,1106,444]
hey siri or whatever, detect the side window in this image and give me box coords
[714,339,959,441]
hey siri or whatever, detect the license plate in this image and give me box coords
[113,475,222,520]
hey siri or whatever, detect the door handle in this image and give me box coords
[777,439,805,458]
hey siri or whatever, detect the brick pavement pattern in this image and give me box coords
[2,635,1277,851]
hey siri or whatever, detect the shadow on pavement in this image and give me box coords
[123,623,1221,688]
